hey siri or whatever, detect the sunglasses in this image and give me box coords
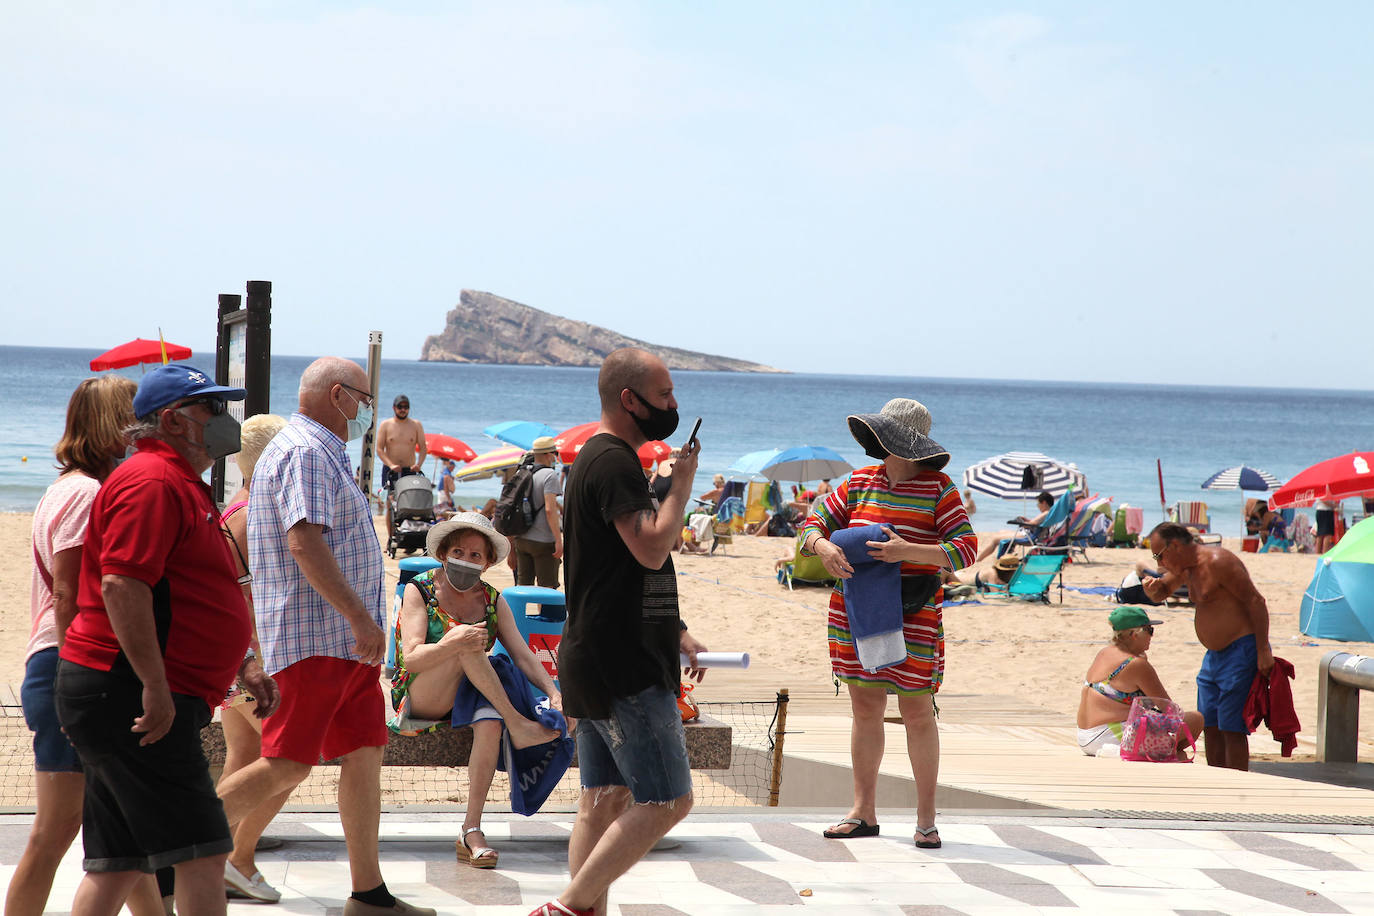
[1150,542,1172,562]
[1145,625,1155,636]
[176,396,227,415]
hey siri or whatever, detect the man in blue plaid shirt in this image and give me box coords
[217,357,434,916]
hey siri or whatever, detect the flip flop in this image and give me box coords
[914,825,942,849]
[456,826,499,869]
[822,817,880,839]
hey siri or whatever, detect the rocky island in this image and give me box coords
[420,289,782,372]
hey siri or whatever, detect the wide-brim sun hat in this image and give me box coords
[993,554,1021,573]
[425,511,510,564]
[846,397,950,470]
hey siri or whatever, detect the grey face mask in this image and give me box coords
[178,410,242,460]
[444,557,484,591]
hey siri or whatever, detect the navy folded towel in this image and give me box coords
[830,524,905,671]
[451,653,574,816]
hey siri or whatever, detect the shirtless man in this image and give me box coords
[1142,522,1273,770]
[376,395,426,489]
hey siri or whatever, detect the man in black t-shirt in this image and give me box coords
[528,348,706,916]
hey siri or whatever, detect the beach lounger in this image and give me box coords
[1066,494,1112,560]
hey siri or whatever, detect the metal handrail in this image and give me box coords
[1323,652,1374,691]
[1317,651,1374,763]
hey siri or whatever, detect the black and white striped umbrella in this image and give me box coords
[963,451,1087,500]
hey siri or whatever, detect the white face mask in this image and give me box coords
[444,557,484,591]
[337,388,373,441]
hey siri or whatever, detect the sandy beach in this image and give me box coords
[3,510,1371,800]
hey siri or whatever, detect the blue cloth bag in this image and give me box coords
[829,524,905,671]
[451,653,574,816]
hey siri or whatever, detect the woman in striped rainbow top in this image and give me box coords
[799,398,976,850]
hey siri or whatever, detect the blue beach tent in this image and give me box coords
[1299,517,1374,642]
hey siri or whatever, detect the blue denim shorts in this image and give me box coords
[1197,633,1258,732]
[22,647,82,773]
[576,685,691,804]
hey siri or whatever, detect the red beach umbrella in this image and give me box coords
[638,440,672,469]
[1269,452,1374,509]
[554,422,600,464]
[424,433,477,463]
[90,338,193,371]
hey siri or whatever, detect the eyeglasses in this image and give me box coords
[1150,542,1172,562]
[339,384,374,408]
[176,396,227,415]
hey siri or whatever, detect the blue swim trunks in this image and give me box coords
[1196,633,1257,733]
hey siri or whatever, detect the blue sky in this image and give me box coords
[3,2,1370,387]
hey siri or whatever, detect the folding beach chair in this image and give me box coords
[1169,500,1210,533]
[1007,490,1076,557]
[1006,553,1066,604]
[777,535,836,590]
[1066,494,1112,561]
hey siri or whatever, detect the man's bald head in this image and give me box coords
[598,348,664,411]
[299,357,368,404]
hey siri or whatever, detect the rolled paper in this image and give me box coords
[679,651,750,669]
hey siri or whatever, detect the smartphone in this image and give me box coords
[686,417,702,449]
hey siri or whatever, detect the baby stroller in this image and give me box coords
[386,473,437,558]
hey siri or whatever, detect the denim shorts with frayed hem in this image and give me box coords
[576,684,691,803]
[22,647,81,773]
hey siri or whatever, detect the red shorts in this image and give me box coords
[261,657,388,765]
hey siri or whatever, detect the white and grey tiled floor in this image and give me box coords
[2,810,1372,914]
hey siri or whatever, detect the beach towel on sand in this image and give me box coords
[451,653,573,816]
[830,525,904,671]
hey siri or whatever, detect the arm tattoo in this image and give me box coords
[633,507,656,536]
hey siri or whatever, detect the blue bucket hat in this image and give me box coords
[133,364,246,419]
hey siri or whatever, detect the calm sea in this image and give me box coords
[2,345,1370,538]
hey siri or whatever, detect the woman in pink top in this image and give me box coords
[218,413,290,903]
[8,376,163,916]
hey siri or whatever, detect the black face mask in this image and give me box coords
[626,388,679,441]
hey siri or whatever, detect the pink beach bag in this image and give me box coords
[1120,697,1194,763]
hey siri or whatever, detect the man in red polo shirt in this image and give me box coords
[57,364,278,916]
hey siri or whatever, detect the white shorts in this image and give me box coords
[1077,722,1124,756]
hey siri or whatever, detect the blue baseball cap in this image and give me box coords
[133,364,246,419]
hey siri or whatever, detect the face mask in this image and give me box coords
[178,410,242,460]
[338,389,374,441]
[444,557,484,592]
[626,388,679,441]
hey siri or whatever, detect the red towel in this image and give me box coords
[1243,656,1300,757]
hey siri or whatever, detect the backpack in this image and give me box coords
[494,458,541,537]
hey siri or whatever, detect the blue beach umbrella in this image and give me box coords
[483,420,557,450]
[760,445,853,483]
[1300,517,1374,641]
[726,448,782,480]
[1200,465,1283,492]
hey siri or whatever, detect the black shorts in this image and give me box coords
[55,661,231,873]
[1315,510,1335,537]
[381,466,419,490]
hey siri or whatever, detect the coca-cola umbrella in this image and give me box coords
[424,433,477,463]
[1269,452,1374,509]
[90,338,193,371]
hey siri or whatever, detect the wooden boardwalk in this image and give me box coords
[776,690,1374,818]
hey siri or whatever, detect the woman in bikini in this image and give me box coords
[392,513,568,869]
[1077,606,1203,759]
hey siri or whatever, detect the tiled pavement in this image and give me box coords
[3,810,1372,914]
